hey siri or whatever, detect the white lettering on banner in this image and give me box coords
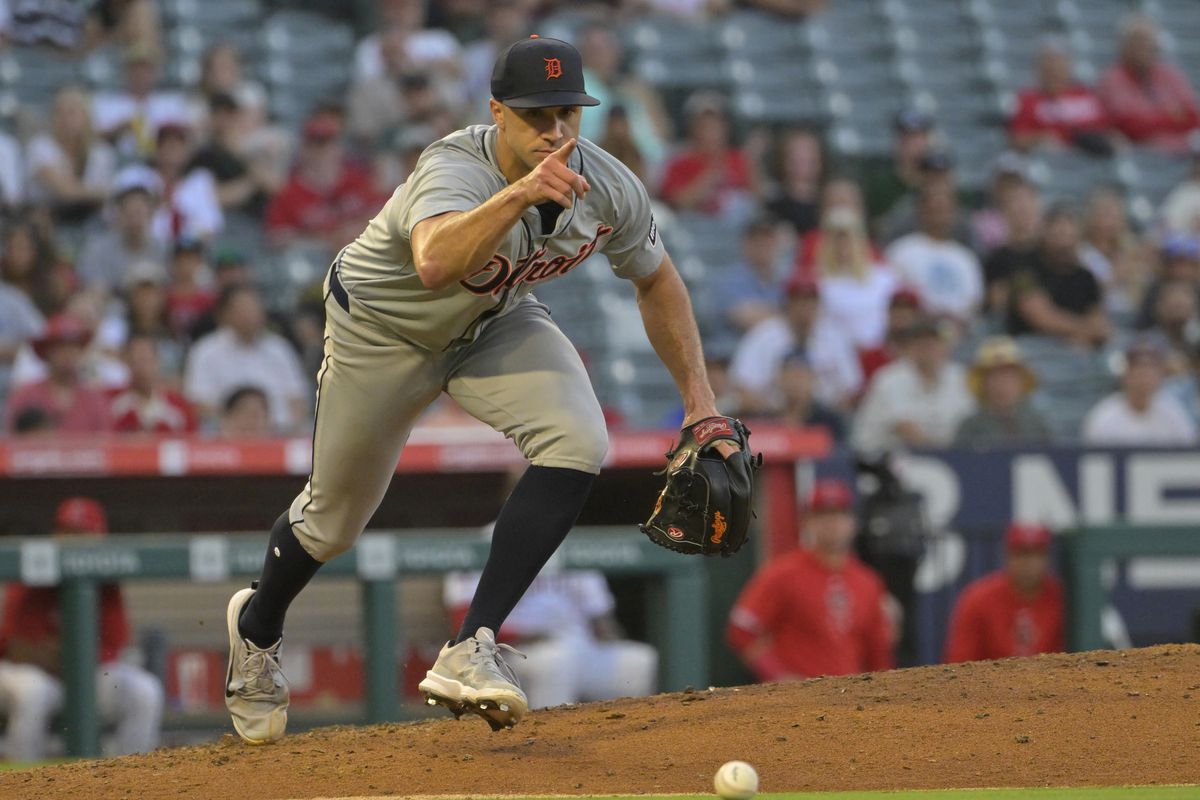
[1127,454,1200,523]
[1012,455,1079,527]
[159,440,188,475]
[1127,557,1200,589]
[895,456,959,526]
[895,456,964,590]
[913,531,966,593]
[61,549,140,576]
[356,534,397,579]
[1080,454,1115,523]
[563,539,644,568]
[230,544,265,574]
[887,450,1200,595]
[395,543,476,571]
[285,438,312,474]
[19,541,59,585]
[189,536,230,582]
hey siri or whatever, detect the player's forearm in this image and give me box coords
[412,186,532,290]
[634,260,716,422]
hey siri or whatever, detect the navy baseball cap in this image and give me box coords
[491,35,600,109]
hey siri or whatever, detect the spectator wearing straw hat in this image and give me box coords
[954,336,1050,448]
[4,314,109,434]
[943,522,1064,663]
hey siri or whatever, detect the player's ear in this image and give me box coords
[489,99,505,130]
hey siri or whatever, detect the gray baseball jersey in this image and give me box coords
[288,125,666,561]
[336,124,665,351]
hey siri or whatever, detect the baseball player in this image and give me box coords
[444,551,658,709]
[225,35,735,742]
[727,479,894,680]
[0,498,163,761]
[943,522,1065,663]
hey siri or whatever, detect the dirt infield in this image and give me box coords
[4,645,1199,799]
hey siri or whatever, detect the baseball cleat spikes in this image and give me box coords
[417,628,528,730]
[473,699,518,731]
[422,692,467,719]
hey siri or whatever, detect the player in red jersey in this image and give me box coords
[727,479,894,680]
[944,522,1065,663]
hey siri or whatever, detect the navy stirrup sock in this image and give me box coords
[238,512,324,648]
[455,465,596,644]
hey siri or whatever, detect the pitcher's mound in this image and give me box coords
[5,645,1199,799]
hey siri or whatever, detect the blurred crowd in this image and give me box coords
[1,0,1200,452]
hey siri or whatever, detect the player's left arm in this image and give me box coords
[631,253,720,427]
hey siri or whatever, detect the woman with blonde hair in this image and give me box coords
[811,205,897,349]
[1079,186,1147,319]
[25,86,117,222]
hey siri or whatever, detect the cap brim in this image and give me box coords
[500,91,601,108]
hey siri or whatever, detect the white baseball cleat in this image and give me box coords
[419,627,528,731]
[225,586,289,744]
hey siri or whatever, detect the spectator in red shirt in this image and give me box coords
[1098,15,1200,153]
[4,314,111,435]
[108,333,196,434]
[857,286,922,384]
[659,92,758,219]
[1010,39,1111,153]
[0,498,163,760]
[727,479,894,681]
[164,238,216,339]
[944,522,1065,663]
[793,177,883,275]
[265,112,387,254]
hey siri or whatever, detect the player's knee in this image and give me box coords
[302,532,354,562]
[288,506,354,562]
[555,414,610,473]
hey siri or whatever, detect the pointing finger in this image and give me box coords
[550,138,577,163]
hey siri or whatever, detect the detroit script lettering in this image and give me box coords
[460,223,615,296]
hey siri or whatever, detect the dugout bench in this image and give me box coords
[0,528,708,758]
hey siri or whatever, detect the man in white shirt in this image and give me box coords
[151,121,223,243]
[1082,334,1197,445]
[92,44,191,159]
[353,0,461,82]
[730,276,862,412]
[444,549,657,710]
[885,182,983,323]
[183,285,308,433]
[853,316,975,452]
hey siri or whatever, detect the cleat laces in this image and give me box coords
[238,645,284,701]
[471,636,525,685]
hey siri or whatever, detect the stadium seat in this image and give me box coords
[1117,148,1191,206]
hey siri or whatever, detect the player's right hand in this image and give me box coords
[519,138,590,209]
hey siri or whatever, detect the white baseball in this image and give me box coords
[713,760,759,800]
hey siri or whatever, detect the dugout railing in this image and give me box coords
[1065,524,1200,652]
[0,528,708,758]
